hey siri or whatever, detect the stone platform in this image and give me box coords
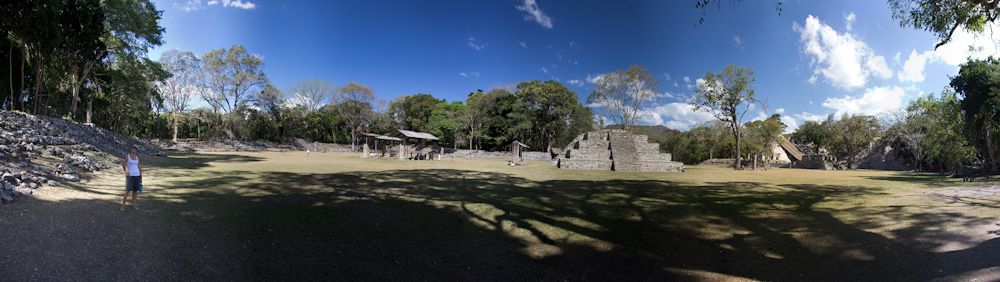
[553,129,683,172]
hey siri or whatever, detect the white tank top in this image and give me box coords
[126,154,141,176]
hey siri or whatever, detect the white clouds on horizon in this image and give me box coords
[641,103,718,131]
[793,15,892,90]
[515,0,553,28]
[822,86,905,117]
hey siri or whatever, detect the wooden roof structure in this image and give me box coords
[777,135,804,161]
[388,129,439,141]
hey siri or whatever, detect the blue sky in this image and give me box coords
[149,0,1000,133]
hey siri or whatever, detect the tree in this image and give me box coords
[286,78,335,112]
[335,82,376,151]
[889,0,1000,49]
[201,44,268,138]
[950,57,1000,172]
[887,109,927,171]
[398,93,441,132]
[516,80,578,152]
[457,90,487,149]
[693,64,761,170]
[909,89,974,173]
[587,65,659,131]
[743,116,783,170]
[427,101,464,149]
[828,114,882,169]
[157,49,200,141]
[791,118,834,149]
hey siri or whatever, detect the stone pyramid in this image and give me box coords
[553,129,684,172]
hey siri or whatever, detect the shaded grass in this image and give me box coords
[4,150,1000,281]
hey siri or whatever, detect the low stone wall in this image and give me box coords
[639,161,685,172]
[447,149,551,161]
[558,159,613,170]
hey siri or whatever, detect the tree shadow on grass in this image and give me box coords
[8,168,1000,281]
[148,151,265,170]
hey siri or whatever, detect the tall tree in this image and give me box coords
[829,114,882,169]
[286,78,335,112]
[156,49,200,141]
[888,109,927,171]
[889,0,1000,49]
[201,44,268,138]
[335,82,376,151]
[587,64,659,131]
[693,64,761,170]
[516,80,578,152]
[68,0,164,119]
[950,57,1000,172]
[909,89,974,173]
[399,93,441,132]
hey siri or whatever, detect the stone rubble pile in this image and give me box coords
[1,110,152,204]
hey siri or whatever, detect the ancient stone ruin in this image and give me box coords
[553,129,684,172]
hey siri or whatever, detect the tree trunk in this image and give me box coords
[7,42,12,110]
[988,122,997,174]
[172,111,179,142]
[732,118,742,170]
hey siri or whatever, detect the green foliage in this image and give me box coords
[889,0,999,49]
[516,80,579,151]
[743,116,784,164]
[397,93,441,132]
[693,64,759,169]
[951,57,1000,172]
[790,118,833,149]
[907,89,974,172]
[586,65,658,131]
[829,114,882,169]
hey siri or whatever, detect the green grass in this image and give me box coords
[11,150,1000,281]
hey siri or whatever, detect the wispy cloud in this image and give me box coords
[519,41,527,48]
[663,73,671,81]
[569,41,580,50]
[733,35,743,49]
[468,37,486,51]
[175,0,255,11]
[566,79,584,87]
[845,12,856,31]
[515,0,553,28]
[459,72,481,78]
[540,67,549,74]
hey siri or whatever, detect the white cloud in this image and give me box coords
[932,21,1000,65]
[793,15,893,90]
[566,79,584,87]
[178,0,254,11]
[573,60,579,65]
[733,35,743,48]
[540,67,549,74]
[898,49,933,83]
[791,112,825,123]
[845,12,856,31]
[673,82,679,87]
[515,0,553,28]
[779,115,798,134]
[569,41,580,50]
[642,103,719,131]
[519,41,527,48]
[893,52,901,64]
[175,0,206,12]
[459,72,467,77]
[468,37,486,51]
[822,86,905,117]
[663,73,671,80]
[459,72,481,78]
[866,55,892,79]
[683,76,691,83]
[586,73,604,84]
[775,108,785,114]
[223,0,255,9]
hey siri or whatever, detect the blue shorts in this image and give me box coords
[126,176,142,191]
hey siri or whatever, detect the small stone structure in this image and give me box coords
[553,129,683,172]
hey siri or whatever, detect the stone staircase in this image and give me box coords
[555,129,683,172]
[609,130,640,172]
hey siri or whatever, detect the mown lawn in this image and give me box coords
[4,150,1000,281]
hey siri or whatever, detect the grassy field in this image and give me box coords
[4,150,1000,281]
